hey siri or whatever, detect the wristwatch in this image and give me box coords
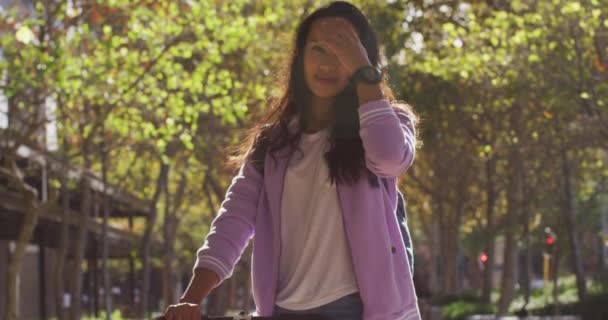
[351,65,382,85]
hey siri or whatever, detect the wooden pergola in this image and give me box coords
[0,145,158,319]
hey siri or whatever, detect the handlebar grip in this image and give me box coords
[154,316,234,320]
[155,315,331,320]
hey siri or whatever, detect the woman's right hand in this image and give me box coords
[163,267,219,319]
[163,302,201,320]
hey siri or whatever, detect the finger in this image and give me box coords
[341,26,360,42]
[328,34,346,46]
[315,38,340,55]
[317,26,345,44]
[332,24,360,44]
[323,18,358,37]
[320,20,348,36]
[177,304,189,320]
[330,21,361,45]
[319,25,357,48]
[189,305,199,320]
[336,18,359,35]
[164,307,174,320]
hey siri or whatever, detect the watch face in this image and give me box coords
[363,67,380,83]
[353,66,381,84]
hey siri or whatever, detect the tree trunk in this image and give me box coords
[52,152,70,319]
[482,158,497,304]
[435,200,447,293]
[69,176,92,320]
[498,193,517,315]
[498,145,523,315]
[442,221,460,293]
[560,140,586,300]
[552,241,561,316]
[162,215,179,306]
[430,203,442,293]
[162,176,174,307]
[140,163,170,318]
[521,206,532,311]
[163,170,187,307]
[101,142,112,320]
[3,158,41,320]
[440,187,466,293]
[602,195,608,271]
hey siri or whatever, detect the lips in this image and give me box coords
[315,75,339,84]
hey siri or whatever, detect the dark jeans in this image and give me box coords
[272,292,363,320]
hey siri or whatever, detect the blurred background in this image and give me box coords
[0,0,607,319]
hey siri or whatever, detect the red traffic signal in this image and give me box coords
[479,253,488,263]
[543,227,557,255]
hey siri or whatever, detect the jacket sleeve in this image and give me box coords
[358,99,417,177]
[193,160,263,285]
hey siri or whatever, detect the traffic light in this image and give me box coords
[542,227,557,283]
[480,253,488,263]
[479,252,489,270]
[544,227,556,256]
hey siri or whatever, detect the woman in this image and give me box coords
[165,2,420,319]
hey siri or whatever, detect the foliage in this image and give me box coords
[529,291,608,319]
[441,301,496,320]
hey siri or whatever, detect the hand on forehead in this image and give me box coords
[309,17,359,46]
[319,17,357,33]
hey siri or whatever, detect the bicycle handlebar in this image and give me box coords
[155,314,331,320]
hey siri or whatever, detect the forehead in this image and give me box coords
[307,17,356,41]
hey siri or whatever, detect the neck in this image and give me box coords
[306,95,335,133]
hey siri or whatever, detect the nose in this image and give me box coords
[318,51,339,71]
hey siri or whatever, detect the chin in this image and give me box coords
[311,87,342,98]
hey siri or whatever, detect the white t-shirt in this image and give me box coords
[275,127,359,310]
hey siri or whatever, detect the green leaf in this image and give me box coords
[549,42,557,50]
[442,23,455,34]
[561,2,581,15]
[180,133,193,150]
[15,26,35,44]
[528,54,540,63]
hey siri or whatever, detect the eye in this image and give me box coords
[311,45,325,53]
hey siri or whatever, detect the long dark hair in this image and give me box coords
[230,1,417,185]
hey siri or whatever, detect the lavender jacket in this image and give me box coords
[195,99,421,320]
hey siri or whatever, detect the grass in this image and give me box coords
[508,275,603,313]
[432,274,607,319]
[441,301,496,320]
[80,310,128,320]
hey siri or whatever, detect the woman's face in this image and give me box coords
[303,17,353,98]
